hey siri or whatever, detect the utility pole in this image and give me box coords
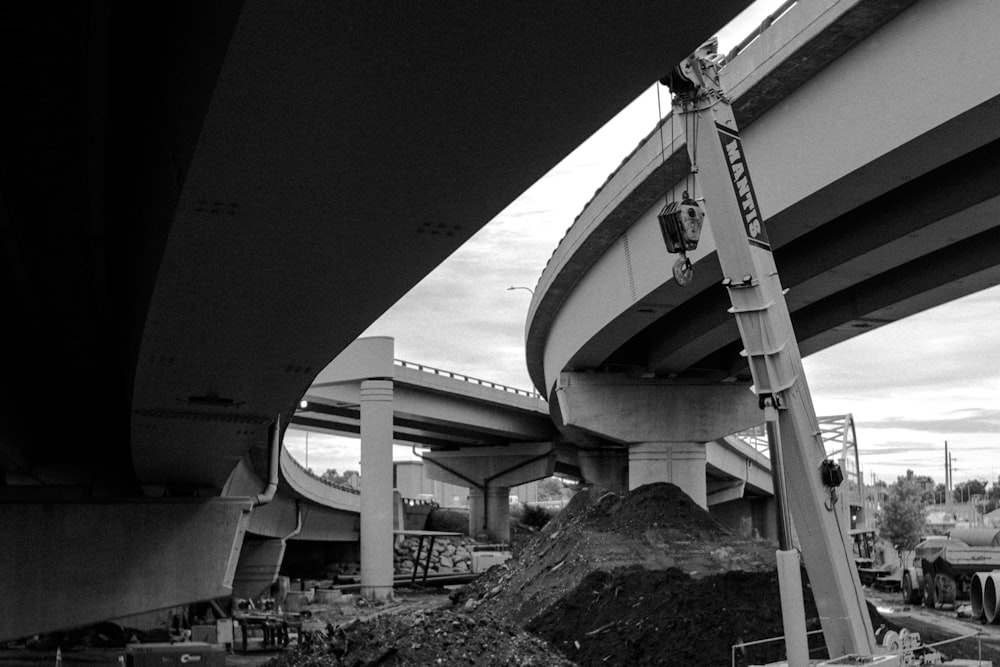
[945,440,950,503]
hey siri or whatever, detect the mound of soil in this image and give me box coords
[266,481,996,666]
[583,482,728,539]
[459,483,777,628]
[263,608,573,667]
[527,566,824,666]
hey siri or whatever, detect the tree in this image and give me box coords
[880,477,927,550]
[931,483,947,505]
[953,479,987,504]
[536,476,578,502]
[321,468,359,486]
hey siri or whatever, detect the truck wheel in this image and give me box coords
[923,576,937,609]
[935,574,957,606]
[902,573,920,604]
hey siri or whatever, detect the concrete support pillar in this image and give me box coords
[577,448,628,491]
[628,441,708,507]
[232,538,286,600]
[423,442,556,542]
[468,487,485,538]
[485,486,511,543]
[360,379,394,601]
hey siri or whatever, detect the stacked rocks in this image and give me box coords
[394,536,477,575]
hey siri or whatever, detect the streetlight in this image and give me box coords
[507,286,533,295]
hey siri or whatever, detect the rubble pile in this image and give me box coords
[393,535,478,576]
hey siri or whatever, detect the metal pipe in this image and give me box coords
[283,501,303,541]
[255,415,281,506]
[985,573,1000,623]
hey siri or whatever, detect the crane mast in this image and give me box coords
[664,40,877,660]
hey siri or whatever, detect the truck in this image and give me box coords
[900,529,1000,608]
[851,529,902,589]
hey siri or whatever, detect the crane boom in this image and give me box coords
[666,40,876,659]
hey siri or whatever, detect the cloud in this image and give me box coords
[857,408,1000,434]
[805,286,1000,399]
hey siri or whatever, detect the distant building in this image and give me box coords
[925,509,958,534]
[902,469,935,494]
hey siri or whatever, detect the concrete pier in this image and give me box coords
[360,379,395,601]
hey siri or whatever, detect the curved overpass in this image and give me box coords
[2,0,761,639]
[528,0,1000,405]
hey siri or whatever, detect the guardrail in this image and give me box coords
[284,448,361,495]
[722,0,797,64]
[394,359,545,400]
[732,423,770,457]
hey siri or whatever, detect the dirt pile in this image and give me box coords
[527,566,823,666]
[263,608,573,667]
[266,482,970,666]
[457,483,777,628]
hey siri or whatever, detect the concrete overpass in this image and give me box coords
[525,0,1000,507]
[0,0,760,639]
[220,334,776,604]
[294,337,775,538]
[295,336,557,548]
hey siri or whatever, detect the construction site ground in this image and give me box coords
[864,585,1000,660]
[10,483,1000,666]
[247,483,1000,666]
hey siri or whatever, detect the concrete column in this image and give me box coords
[468,487,485,538]
[485,485,511,543]
[232,538,286,600]
[577,448,628,491]
[628,441,707,507]
[360,379,394,601]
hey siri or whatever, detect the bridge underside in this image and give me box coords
[1,1,758,640]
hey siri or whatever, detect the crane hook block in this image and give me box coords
[658,196,705,254]
[820,460,845,488]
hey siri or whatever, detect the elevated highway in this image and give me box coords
[525,0,1000,502]
[294,337,774,534]
[0,0,758,639]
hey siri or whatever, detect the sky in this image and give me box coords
[286,0,1000,492]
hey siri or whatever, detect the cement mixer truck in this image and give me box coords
[900,528,1000,609]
